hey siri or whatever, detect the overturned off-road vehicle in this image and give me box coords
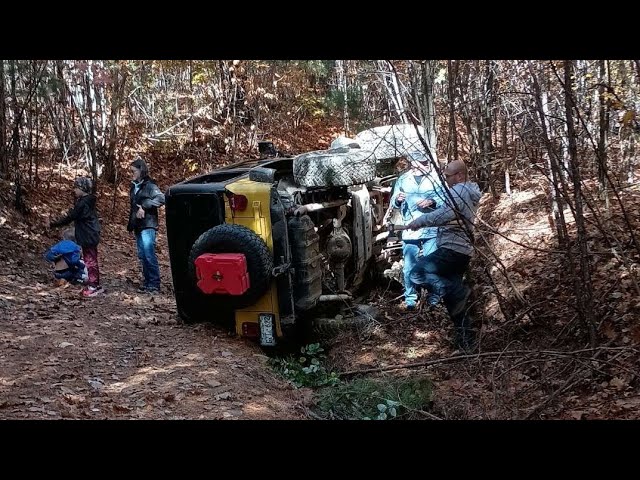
[165,125,431,346]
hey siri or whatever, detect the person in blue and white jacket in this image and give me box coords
[389,151,447,311]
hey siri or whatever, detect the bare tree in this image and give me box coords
[377,61,408,125]
[335,60,349,133]
[0,59,6,178]
[447,60,458,161]
[412,60,438,157]
[563,59,597,346]
[597,59,610,209]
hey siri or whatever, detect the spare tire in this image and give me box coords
[293,147,376,187]
[330,136,360,149]
[188,224,273,308]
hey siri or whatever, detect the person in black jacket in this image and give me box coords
[128,157,165,293]
[49,176,103,297]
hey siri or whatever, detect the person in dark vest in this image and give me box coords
[127,157,165,293]
[49,176,103,297]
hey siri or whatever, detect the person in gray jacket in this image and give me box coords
[128,157,165,293]
[406,160,482,351]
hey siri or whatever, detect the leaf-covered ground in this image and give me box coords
[322,181,640,420]
[2,154,639,420]
[0,200,307,420]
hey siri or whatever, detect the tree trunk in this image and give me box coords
[35,85,39,185]
[378,61,407,125]
[59,61,97,183]
[190,60,195,144]
[501,112,511,195]
[474,60,495,195]
[8,61,45,211]
[54,61,73,161]
[457,62,479,167]
[9,60,24,211]
[563,59,596,347]
[84,64,99,184]
[28,94,33,185]
[421,60,437,159]
[0,59,6,178]
[484,60,496,196]
[336,60,349,134]
[103,63,128,184]
[597,59,610,210]
[529,62,569,248]
[447,60,458,161]
[389,62,407,125]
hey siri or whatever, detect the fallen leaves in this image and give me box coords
[63,393,87,405]
[88,378,105,391]
[609,377,628,390]
[614,397,640,410]
[0,213,311,421]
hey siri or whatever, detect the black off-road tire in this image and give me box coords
[188,224,273,309]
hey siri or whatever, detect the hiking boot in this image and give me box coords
[398,301,417,312]
[82,285,104,297]
[454,327,478,354]
[449,286,472,318]
[426,293,443,307]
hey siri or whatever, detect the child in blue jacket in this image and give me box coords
[45,237,89,285]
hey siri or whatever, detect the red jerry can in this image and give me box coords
[194,253,251,295]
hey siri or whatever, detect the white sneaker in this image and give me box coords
[81,286,104,297]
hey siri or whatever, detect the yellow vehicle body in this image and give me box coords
[223,178,283,339]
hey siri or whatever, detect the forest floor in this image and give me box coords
[2,141,640,420]
[0,202,310,419]
[320,178,640,420]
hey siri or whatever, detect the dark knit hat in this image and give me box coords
[74,176,93,194]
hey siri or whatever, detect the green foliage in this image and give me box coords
[322,85,364,119]
[269,343,340,388]
[314,376,433,420]
[299,60,334,82]
[270,343,434,421]
[298,95,326,118]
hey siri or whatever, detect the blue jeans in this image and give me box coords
[402,238,437,307]
[410,247,474,348]
[135,228,160,289]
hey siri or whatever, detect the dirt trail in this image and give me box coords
[0,220,306,420]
